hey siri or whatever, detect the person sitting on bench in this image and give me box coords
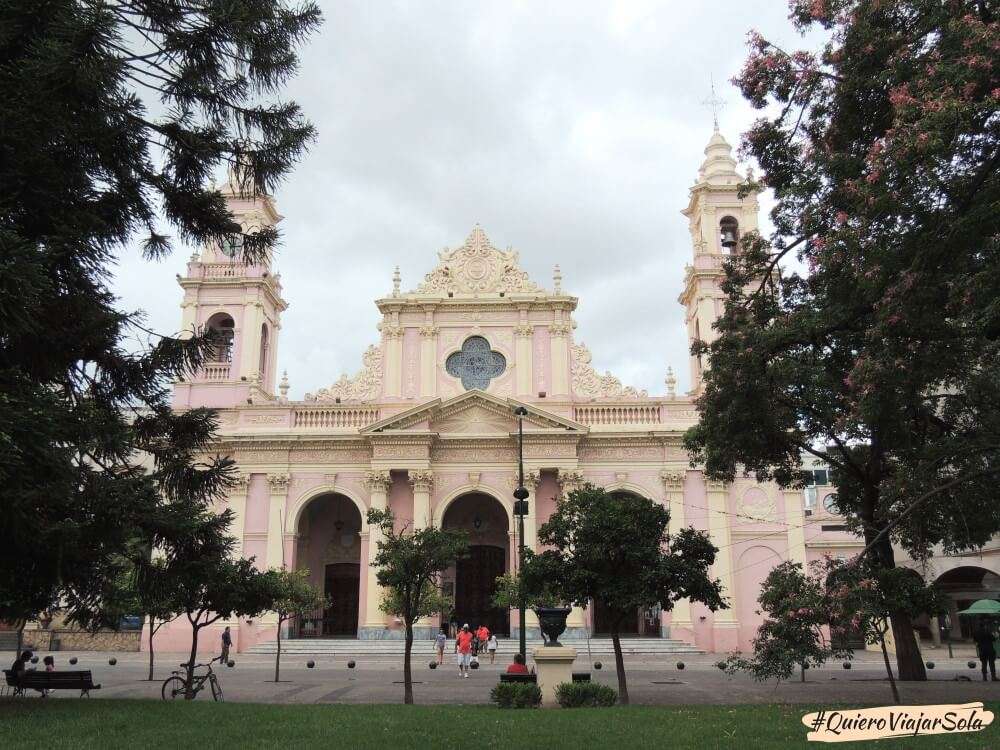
[10,651,31,677]
[506,653,530,675]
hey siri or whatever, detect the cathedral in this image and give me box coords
[156,128,999,655]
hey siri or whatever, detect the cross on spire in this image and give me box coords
[701,74,725,131]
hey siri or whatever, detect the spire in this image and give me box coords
[665,366,677,399]
[278,370,290,402]
[392,265,401,297]
[701,74,725,132]
[553,264,562,294]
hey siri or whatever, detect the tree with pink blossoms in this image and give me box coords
[686,0,1000,683]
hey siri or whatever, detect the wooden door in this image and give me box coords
[455,545,509,636]
[323,563,360,636]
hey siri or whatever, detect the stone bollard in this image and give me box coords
[532,646,577,707]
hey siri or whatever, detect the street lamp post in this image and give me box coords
[512,406,530,662]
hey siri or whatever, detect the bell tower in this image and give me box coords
[678,127,760,394]
[173,179,289,408]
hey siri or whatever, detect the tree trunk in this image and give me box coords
[274,617,282,682]
[889,611,926,681]
[403,620,414,705]
[611,628,629,705]
[186,623,200,700]
[147,615,156,681]
[879,628,901,704]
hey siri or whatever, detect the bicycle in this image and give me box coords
[161,657,224,701]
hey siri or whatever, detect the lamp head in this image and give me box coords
[513,486,529,501]
[513,406,528,417]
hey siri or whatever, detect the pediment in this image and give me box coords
[360,391,586,435]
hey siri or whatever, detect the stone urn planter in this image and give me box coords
[535,606,572,646]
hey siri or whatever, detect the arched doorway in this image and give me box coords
[295,493,362,637]
[935,566,1000,640]
[442,493,510,636]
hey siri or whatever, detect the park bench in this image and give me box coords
[3,669,101,697]
[499,672,590,684]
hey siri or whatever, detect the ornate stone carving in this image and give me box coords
[659,469,685,487]
[231,473,251,493]
[408,470,434,491]
[548,322,571,337]
[305,345,383,403]
[570,342,647,399]
[467,471,481,487]
[419,325,440,338]
[556,469,585,493]
[267,473,290,492]
[364,470,392,492]
[513,324,534,337]
[615,471,629,485]
[737,489,777,522]
[508,470,540,490]
[382,324,405,339]
[413,226,543,295]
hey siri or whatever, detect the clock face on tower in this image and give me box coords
[823,493,840,514]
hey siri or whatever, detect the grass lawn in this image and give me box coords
[1,699,997,749]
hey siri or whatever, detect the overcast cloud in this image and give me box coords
[113,0,812,399]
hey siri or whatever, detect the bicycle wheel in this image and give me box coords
[210,674,224,702]
[161,676,186,701]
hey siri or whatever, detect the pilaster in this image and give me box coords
[706,480,738,627]
[265,473,290,569]
[383,320,404,397]
[783,488,807,565]
[239,301,264,380]
[409,470,434,530]
[228,473,251,558]
[549,316,571,396]
[555,469,588,634]
[361,470,391,635]
[660,469,693,636]
[419,313,438,398]
[514,305,533,396]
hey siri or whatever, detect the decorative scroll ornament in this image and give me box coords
[413,226,543,295]
[570,342,647,399]
[305,345,383,403]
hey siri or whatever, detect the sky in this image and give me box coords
[113,0,815,400]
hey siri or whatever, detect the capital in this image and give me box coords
[556,468,585,493]
[231,473,251,494]
[507,469,540,491]
[267,473,290,492]
[408,469,434,492]
[382,325,405,339]
[659,468,685,488]
[548,322,571,337]
[418,325,440,338]
[513,323,534,338]
[364,470,392,492]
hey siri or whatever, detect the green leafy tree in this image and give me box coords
[521,486,725,705]
[0,1,320,628]
[108,557,182,681]
[367,508,468,705]
[271,568,327,683]
[685,0,1000,682]
[719,561,850,685]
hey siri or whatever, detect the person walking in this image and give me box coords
[435,629,447,665]
[476,624,490,652]
[486,633,498,664]
[220,626,232,665]
[973,619,997,682]
[455,624,474,678]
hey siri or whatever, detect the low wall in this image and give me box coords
[22,628,141,652]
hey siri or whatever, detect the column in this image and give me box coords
[514,306,533,396]
[557,469,588,636]
[408,470,435,637]
[783,488,807,565]
[383,315,404,397]
[660,469,693,640]
[706,480,739,650]
[265,473,289,569]
[228,473,250,558]
[361,470,391,637]
[409,470,433,530]
[239,301,264,380]
[419,312,438,398]
[549,314,570,396]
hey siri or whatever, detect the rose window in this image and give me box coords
[446,336,506,390]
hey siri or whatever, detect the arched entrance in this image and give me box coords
[442,493,510,636]
[295,493,362,637]
[935,566,1000,640]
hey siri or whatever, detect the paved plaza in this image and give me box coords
[16,649,998,707]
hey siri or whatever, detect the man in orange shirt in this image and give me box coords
[455,623,474,678]
[475,624,490,654]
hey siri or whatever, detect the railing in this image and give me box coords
[201,263,243,278]
[202,363,231,381]
[573,403,663,425]
[293,405,381,429]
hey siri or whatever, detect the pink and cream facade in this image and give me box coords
[162,130,821,654]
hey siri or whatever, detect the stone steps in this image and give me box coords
[246,637,702,656]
